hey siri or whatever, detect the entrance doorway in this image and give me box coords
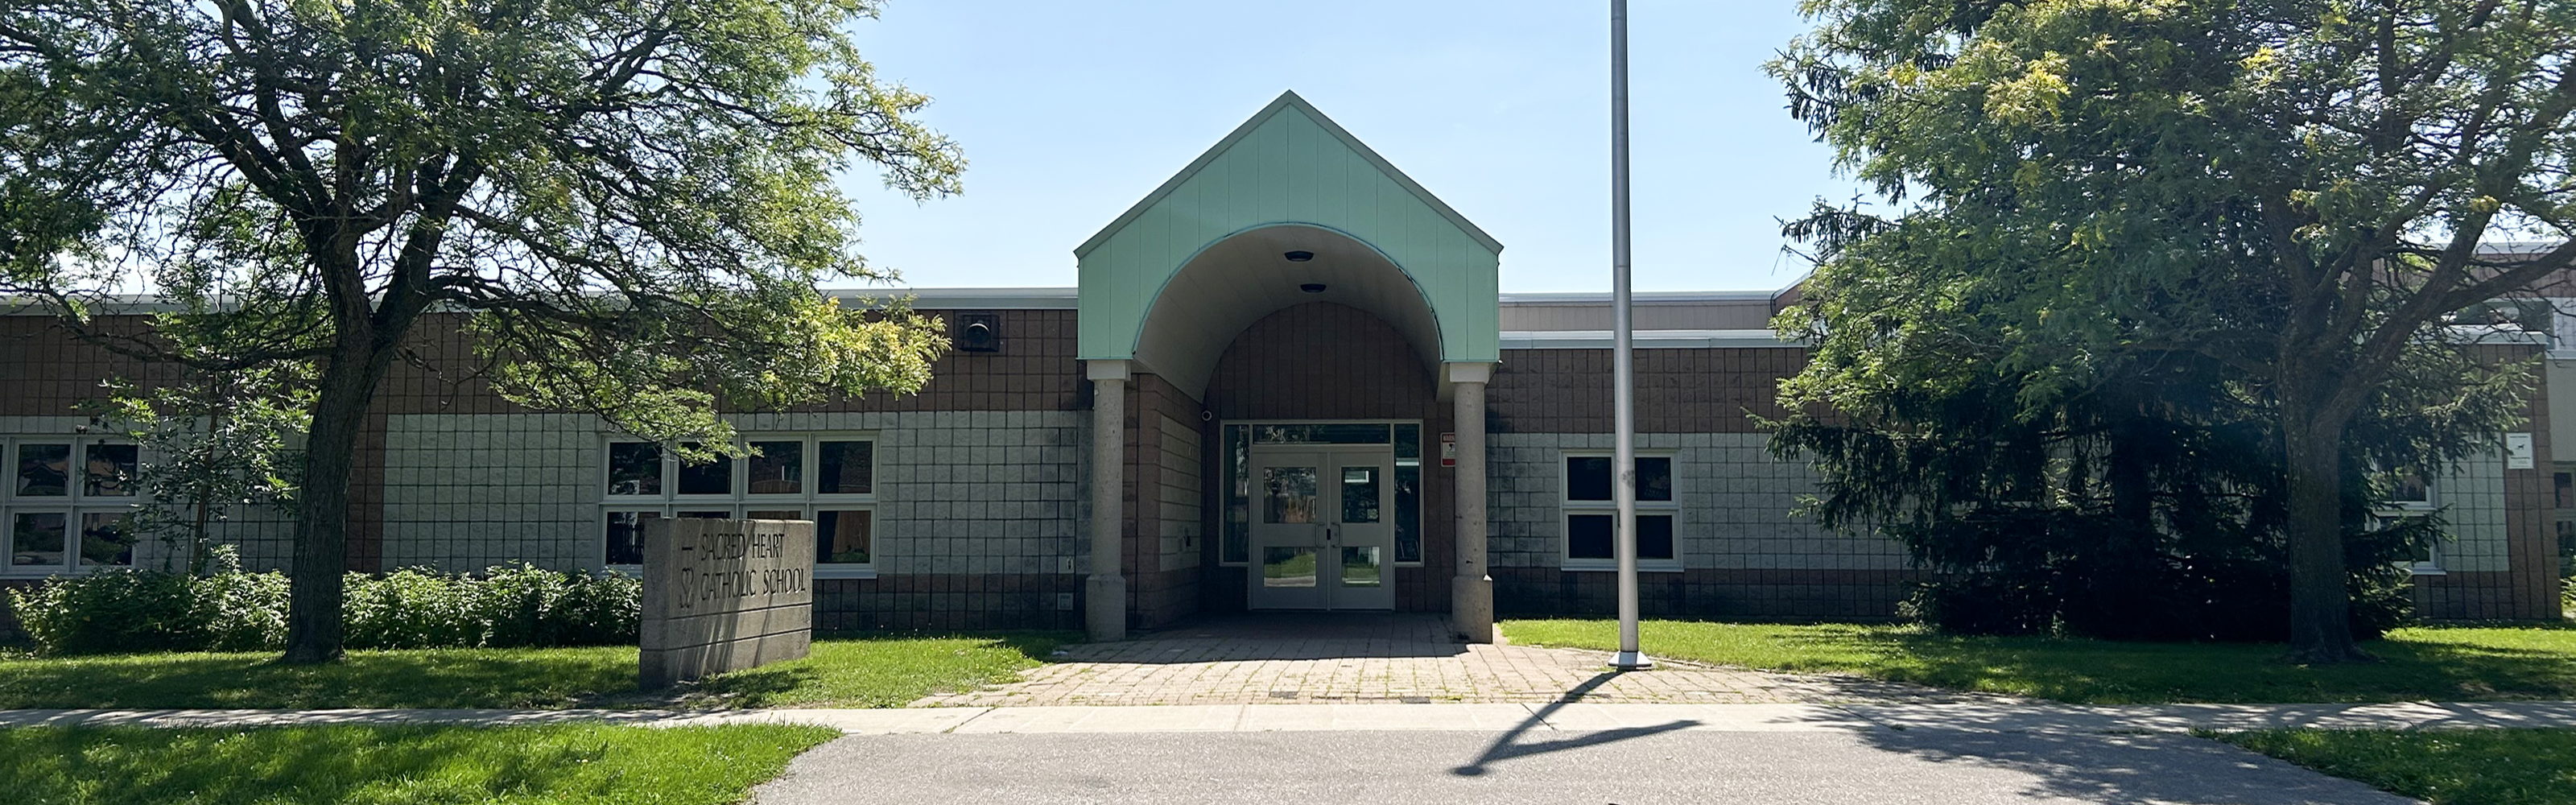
[1245,444,1397,609]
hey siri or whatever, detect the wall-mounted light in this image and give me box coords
[1284,250,1315,262]
[1300,283,1327,293]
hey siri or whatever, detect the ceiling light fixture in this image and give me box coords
[1300,283,1327,294]
[1283,250,1315,262]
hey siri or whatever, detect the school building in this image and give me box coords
[2,93,2565,640]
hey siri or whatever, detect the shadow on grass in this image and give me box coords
[1512,619,2576,704]
[646,630,1084,709]
[811,629,1078,663]
[0,647,638,710]
[2215,727,2576,805]
[0,630,1084,711]
[3,725,592,803]
[0,723,833,805]
[1785,624,2576,704]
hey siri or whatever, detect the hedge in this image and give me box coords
[6,551,638,655]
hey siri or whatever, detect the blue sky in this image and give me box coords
[839,2,1860,293]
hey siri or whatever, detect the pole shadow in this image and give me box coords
[1450,670,1699,776]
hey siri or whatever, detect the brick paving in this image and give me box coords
[912,613,1995,707]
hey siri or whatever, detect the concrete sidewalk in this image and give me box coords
[6,699,2574,734]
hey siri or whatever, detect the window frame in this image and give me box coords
[599,434,877,579]
[2,435,146,578]
[1560,449,1682,572]
[2373,469,2443,576]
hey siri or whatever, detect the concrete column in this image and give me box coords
[1448,361,1495,643]
[1085,360,1129,642]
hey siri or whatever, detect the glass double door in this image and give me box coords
[1246,446,1395,610]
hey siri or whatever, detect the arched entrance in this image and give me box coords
[1073,92,1501,642]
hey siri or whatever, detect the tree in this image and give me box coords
[88,357,313,575]
[1772,0,2576,661]
[1767,204,2528,640]
[1,0,959,662]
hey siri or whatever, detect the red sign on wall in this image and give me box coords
[1440,432,1456,467]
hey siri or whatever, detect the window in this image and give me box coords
[1562,452,1678,571]
[602,436,875,576]
[2373,467,2440,574]
[4,436,141,575]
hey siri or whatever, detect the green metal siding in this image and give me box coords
[1077,93,1501,364]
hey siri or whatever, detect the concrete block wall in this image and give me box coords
[378,411,1088,576]
[379,413,594,570]
[2433,451,2512,573]
[1485,431,1913,619]
[860,410,1085,577]
[1485,431,1905,572]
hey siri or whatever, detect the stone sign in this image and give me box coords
[640,518,815,688]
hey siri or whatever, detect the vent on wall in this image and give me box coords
[956,312,1001,353]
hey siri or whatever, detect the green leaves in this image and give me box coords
[0,0,962,453]
[1768,1,2573,642]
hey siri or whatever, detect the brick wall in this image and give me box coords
[1198,302,1455,613]
[1125,373,1206,628]
[1488,348,1805,434]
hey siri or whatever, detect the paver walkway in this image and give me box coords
[912,612,1989,707]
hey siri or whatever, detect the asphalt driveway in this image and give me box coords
[749,728,2413,805]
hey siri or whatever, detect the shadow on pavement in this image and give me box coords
[1853,727,2412,804]
[1450,671,1698,776]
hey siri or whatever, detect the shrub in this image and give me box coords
[10,566,207,654]
[1887,506,2415,642]
[9,554,637,655]
[462,564,639,648]
[192,548,288,651]
[343,568,475,650]
[345,564,638,650]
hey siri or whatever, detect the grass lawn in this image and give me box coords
[2214,729,2576,805]
[0,631,1074,710]
[1501,619,2576,704]
[2,723,835,805]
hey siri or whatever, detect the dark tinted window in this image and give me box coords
[85,444,138,497]
[676,444,733,495]
[1639,514,1674,560]
[818,440,873,494]
[608,443,661,495]
[1569,514,1613,559]
[1637,457,1672,502]
[1567,457,1612,501]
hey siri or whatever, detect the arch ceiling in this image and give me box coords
[1077,91,1501,398]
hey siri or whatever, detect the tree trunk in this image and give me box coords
[279,332,399,663]
[2281,389,2365,663]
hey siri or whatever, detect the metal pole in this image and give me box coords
[1609,0,1650,671]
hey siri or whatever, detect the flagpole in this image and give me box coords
[1609,0,1650,671]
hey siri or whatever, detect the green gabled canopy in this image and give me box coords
[1077,91,1501,392]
